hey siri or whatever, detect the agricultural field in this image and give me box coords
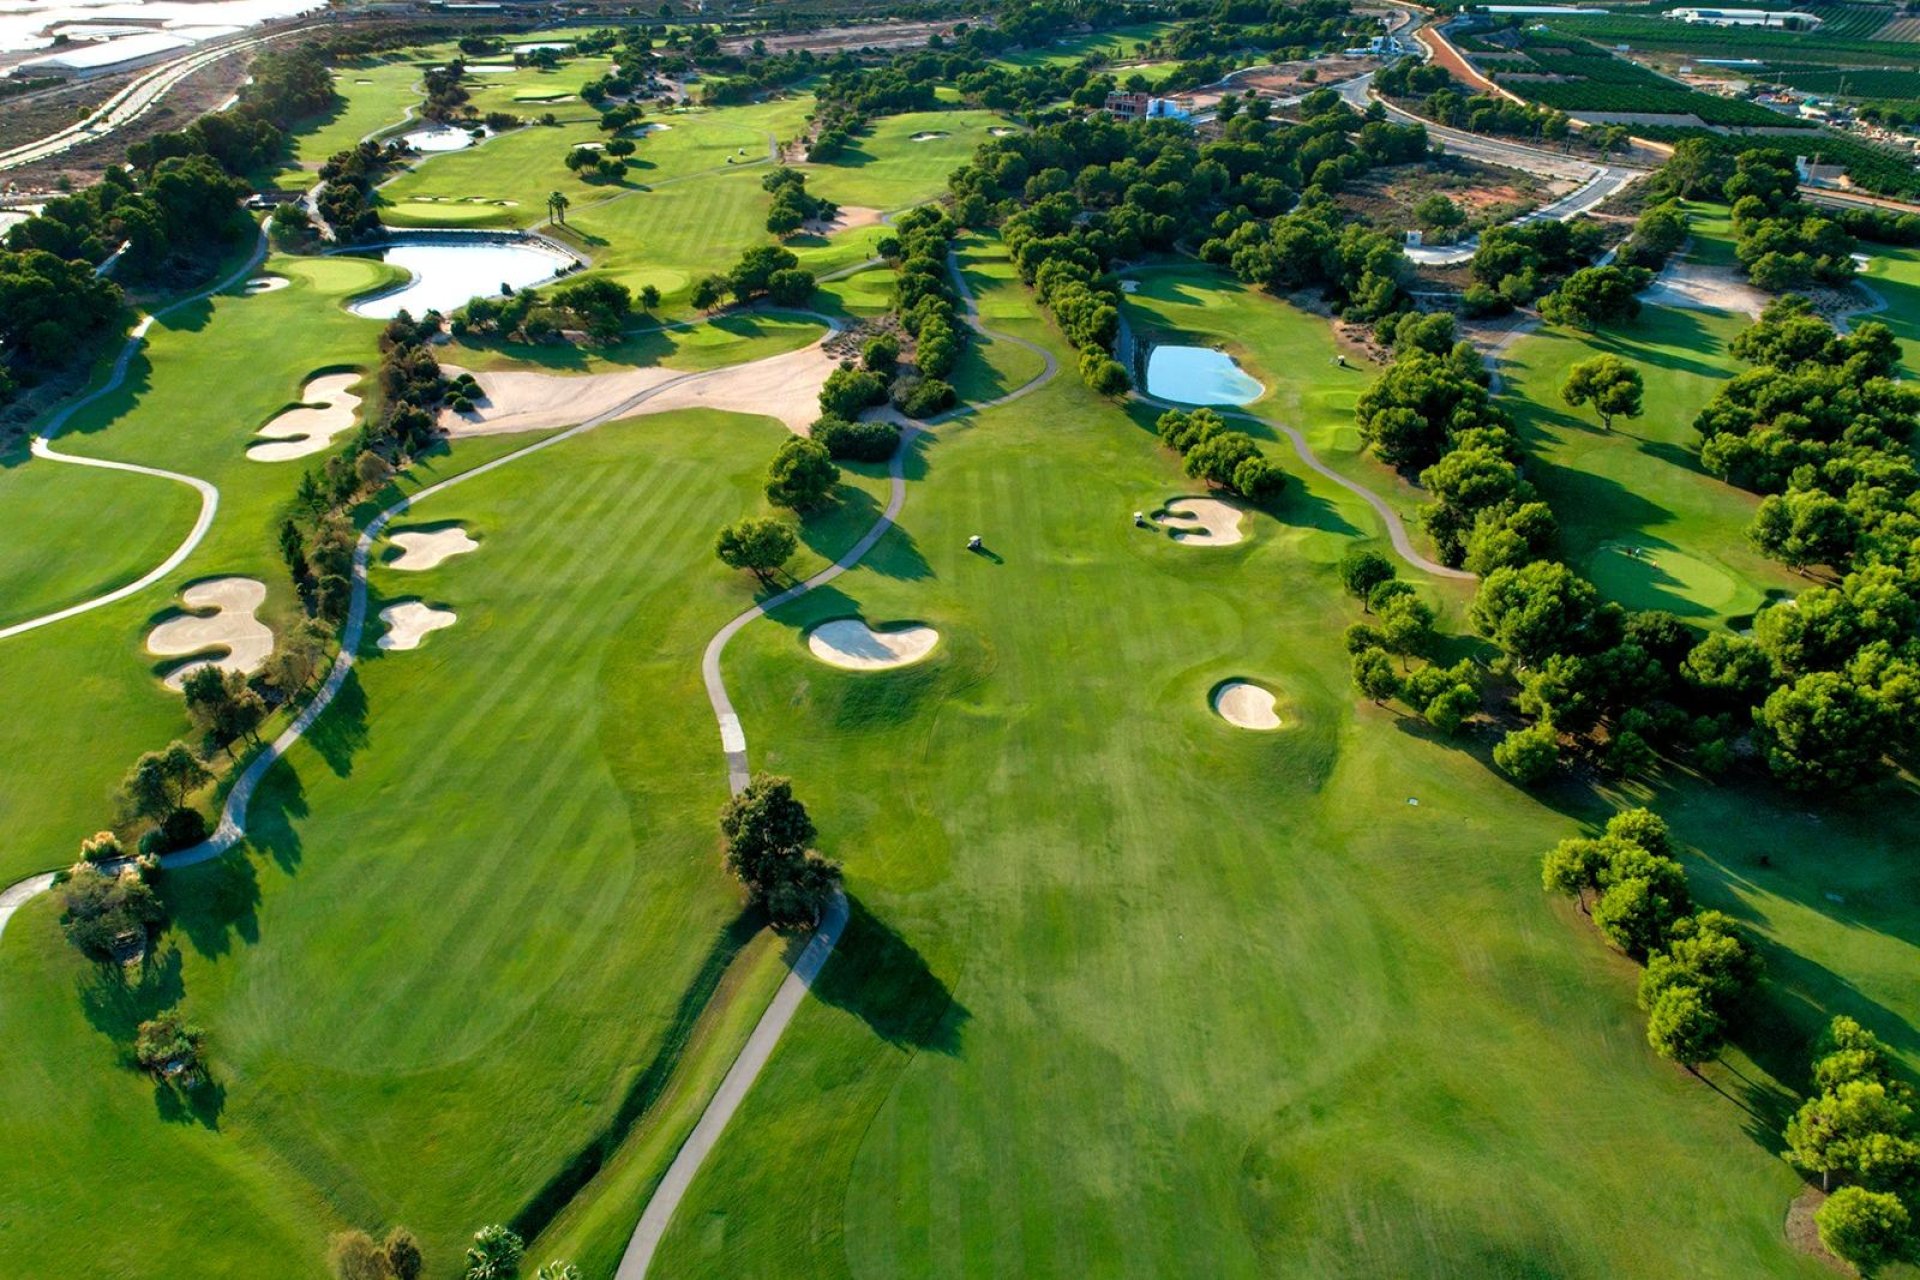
[2,16,1918,1280]
[1548,11,1920,67]
[1484,33,1818,126]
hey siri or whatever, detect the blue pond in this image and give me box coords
[1145,345,1263,406]
[348,236,573,320]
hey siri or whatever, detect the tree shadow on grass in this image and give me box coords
[78,943,184,1041]
[167,849,263,960]
[507,909,761,1244]
[305,668,370,778]
[241,760,308,876]
[153,1074,225,1130]
[807,897,968,1057]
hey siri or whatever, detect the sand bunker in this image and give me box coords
[910,131,948,141]
[378,601,457,650]
[244,275,288,294]
[147,577,274,689]
[247,372,363,463]
[1157,497,1245,546]
[805,205,883,235]
[386,525,478,571]
[807,619,939,670]
[1212,681,1281,730]
[441,340,838,437]
[988,126,1019,137]
[1643,261,1767,318]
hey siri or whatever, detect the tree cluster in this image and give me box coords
[1153,407,1286,503]
[692,243,816,311]
[718,775,842,931]
[316,140,409,242]
[877,205,965,414]
[1340,551,1478,733]
[1785,1017,1920,1273]
[328,1227,425,1280]
[134,1007,208,1085]
[763,168,837,237]
[1723,151,1857,294]
[1540,808,1759,1067]
[1465,215,1609,316]
[60,860,164,964]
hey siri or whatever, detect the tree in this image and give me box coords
[121,741,212,823]
[718,774,842,930]
[1756,671,1891,791]
[329,1232,392,1280]
[60,864,163,961]
[1788,1079,1916,1191]
[1351,646,1401,704]
[545,190,569,226]
[1340,550,1397,607]
[690,274,729,311]
[534,1264,582,1280]
[134,1008,206,1083]
[464,1225,524,1280]
[1378,592,1436,662]
[1560,355,1644,432]
[1816,1187,1910,1275]
[765,437,839,511]
[1644,983,1723,1069]
[714,517,797,581]
[384,1229,425,1280]
[1493,719,1560,784]
[1414,193,1464,237]
[1749,489,1855,571]
[181,666,266,752]
[639,284,661,311]
[819,366,888,419]
[1542,836,1614,907]
[1539,266,1647,331]
[1470,561,1604,669]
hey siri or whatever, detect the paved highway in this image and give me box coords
[0,24,317,173]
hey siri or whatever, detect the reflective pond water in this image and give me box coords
[1145,345,1263,406]
[348,236,573,319]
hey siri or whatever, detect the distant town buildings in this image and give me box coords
[1104,91,1193,122]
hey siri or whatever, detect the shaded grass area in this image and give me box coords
[442,311,827,376]
[650,253,1850,1279]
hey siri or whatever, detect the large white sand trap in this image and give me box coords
[910,131,949,141]
[1213,681,1281,730]
[1158,496,1245,546]
[807,619,939,670]
[247,372,363,462]
[804,204,883,235]
[441,341,839,437]
[147,577,274,690]
[386,525,478,571]
[378,601,457,650]
[244,275,288,294]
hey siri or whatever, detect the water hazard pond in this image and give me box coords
[1145,345,1264,406]
[347,235,575,320]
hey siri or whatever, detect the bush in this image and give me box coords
[1494,719,1560,784]
[819,366,888,419]
[764,437,839,511]
[892,376,954,419]
[861,333,898,373]
[1816,1187,1911,1274]
[813,416,900,462]
[80,831,124,863]
[138,807,209,856]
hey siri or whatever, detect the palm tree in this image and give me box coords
[546,190,570,227]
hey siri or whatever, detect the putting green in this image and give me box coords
[1586,542,1741,615]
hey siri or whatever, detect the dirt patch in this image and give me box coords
[1643,260,1767,318]
[804,204,883,235]
[1785,1187,1852,1273]
[442,340,839,437]
[807,618,939,669]
[146,577,273,689]
[1212,680,1281,730]
[1155,496,1245,546]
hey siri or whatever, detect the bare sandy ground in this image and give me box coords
[378,600,457,651]
[807,618,938,669]
[146,576,273,689]
[1642,261,1767,318]
[1213,680,1281,730]
[441,340,840,437]
[247,372,363,463]
[1158,496,1246,546]
[386,525,478,571]
[804,205,882,235]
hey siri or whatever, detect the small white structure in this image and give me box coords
[1665,7,1821,27]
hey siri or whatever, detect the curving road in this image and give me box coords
[615,251,1057,1279]
[0,25,320,173]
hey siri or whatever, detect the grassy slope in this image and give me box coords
[649,242,1835,1279]
[798,110,1014,211]
[989,22,1180,71]
[286,59,426,174]
[0,407,887,1276]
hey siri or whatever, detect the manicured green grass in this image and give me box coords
[800,110,1013,211]
[1861,239,1920,371]
[989,22,1179,70]
[0,441,200,630]
[1501,302,1802,625]
[288,59,428,172]
[648,241,1845,1279]
[0,406,890,1276]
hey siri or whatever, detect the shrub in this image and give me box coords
[765,437,839,511]
[139,807,209,857]
[819,366,888,419]
[1494,719,1560,784]
[1816,1187,1911,1274]
[813,416,900,462]
[892,376,954,419]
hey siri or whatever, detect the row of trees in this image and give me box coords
[1153,407,1286,503]
[1690,297,1920,791]
[329,1220,580,1280]
[874,205,964,418]
[1785,1017,1920,1273]
[690,243,817,311]
[1340,550,1478,734]
[1540,809,1759,1068]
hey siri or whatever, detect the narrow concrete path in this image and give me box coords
[616,248,1057,1279]
[0,227,268,641]
[1133,391,1473,581]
